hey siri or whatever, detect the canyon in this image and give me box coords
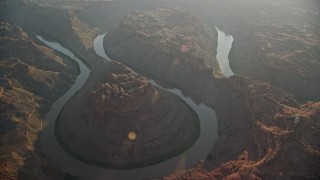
[104,7,320,180]
[0,19,77,179]
[0,0,319,179]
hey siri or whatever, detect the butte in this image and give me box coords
[56,61,200,168]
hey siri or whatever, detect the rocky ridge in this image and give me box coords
[0,20,77,179]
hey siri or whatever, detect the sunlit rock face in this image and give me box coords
[0,20,77,179]
[56,61,199,168]
[87,61,159,114]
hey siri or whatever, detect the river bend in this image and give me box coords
[37,33,219,179]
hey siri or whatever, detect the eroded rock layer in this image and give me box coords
[56,61,199,168]
[165,77,320,179]
[0,20,77,179]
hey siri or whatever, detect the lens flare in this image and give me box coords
[180,44,189,53]
[128,131,137,141]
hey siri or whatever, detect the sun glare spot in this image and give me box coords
[128,131,137,141]
[180,44,189,53]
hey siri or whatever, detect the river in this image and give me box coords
[216,27,234,77]
[37,32,222,179]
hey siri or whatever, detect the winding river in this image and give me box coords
[36,31,237,179]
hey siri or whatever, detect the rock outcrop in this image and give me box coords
[0,20,77,179]
[56,61,200,168]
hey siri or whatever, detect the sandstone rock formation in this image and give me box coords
[56,61,199,168]
[0,20,77,179]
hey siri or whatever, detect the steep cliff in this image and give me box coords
[1,0,99,66]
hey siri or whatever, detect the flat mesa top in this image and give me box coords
[122,8,209,56]
[106,8,220,73]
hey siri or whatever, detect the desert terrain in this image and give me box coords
[0,0,319,179]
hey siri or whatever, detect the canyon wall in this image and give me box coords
[0,20,78,179]
[1,0,99,66]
